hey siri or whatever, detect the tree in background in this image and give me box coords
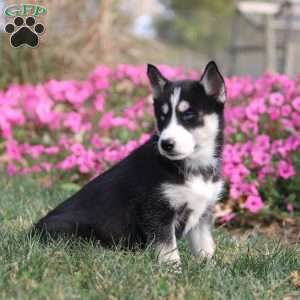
[156,0,234,55]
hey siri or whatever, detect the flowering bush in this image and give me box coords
[0,65,299,221]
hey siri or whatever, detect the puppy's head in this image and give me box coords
[147,61,226,162]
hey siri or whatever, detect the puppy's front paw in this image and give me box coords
[166,259,182,274]
[196,241,215,260]
[157,246,182,272]
[160,260,182,274]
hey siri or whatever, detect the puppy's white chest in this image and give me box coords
[162,176,223,234]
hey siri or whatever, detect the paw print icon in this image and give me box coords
[5,16,45,48]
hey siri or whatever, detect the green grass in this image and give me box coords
[0,174,300,300]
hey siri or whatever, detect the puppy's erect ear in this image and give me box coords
[147,64,169,98]
[200,61,226,103]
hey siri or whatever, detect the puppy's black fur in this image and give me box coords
[34,136,186,247]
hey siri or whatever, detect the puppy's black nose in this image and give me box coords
[161,139,175,152]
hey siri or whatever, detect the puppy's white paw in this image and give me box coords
[196,241,215,260]
[167,259,182,274]
[158,260,182,274]
[157,246,182,272]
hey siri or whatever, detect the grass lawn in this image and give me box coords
[0,174,300,300]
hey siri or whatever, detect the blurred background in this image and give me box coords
[0,0,300,88]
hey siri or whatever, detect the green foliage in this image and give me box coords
[156,0,234,51]
[260,151,300,214]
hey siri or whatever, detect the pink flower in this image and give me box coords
[139,133,151,144]
[255,135,270,150]
[36,98,54,123]
[0,118,12,138]
[292,112,300,127]
[281,119,294,130]
[230,164,250,184]
[57,155,77,170]
[7,162,17,176]
[45,146,60,155]
[103,148,122,162]
[223,145,241,164]
[251,149,271,165]
[94,78,110,90]
[91,135,104,148]
[230,184,242,199]
[269,92,284,106]
[286,203,294,213]
[246,103,259,122]
[28,145,45,158]
[277,160,295,179]
[268,107,281,120]
[125,140,138,152]
[219,212,236,223]
[222,163,235,177]
[64,112,82,133]
[292,97,300,112]
[258,165,274,181]
[40,162,52,172]
[281,105,291,117]
[71,143,85,155]
[6,140,23,162]
[241,121,258,135]
[124,99,146,119]
[99,112,137,131]
[244,195,264,213]
[90,66,112,79]
[94,94,105,112]
[65,81,93,104]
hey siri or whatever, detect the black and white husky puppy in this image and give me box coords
[33,61,226,266]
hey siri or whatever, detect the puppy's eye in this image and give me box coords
[182,111,197,122]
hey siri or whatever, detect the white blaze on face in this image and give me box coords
[158,88,195,159]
